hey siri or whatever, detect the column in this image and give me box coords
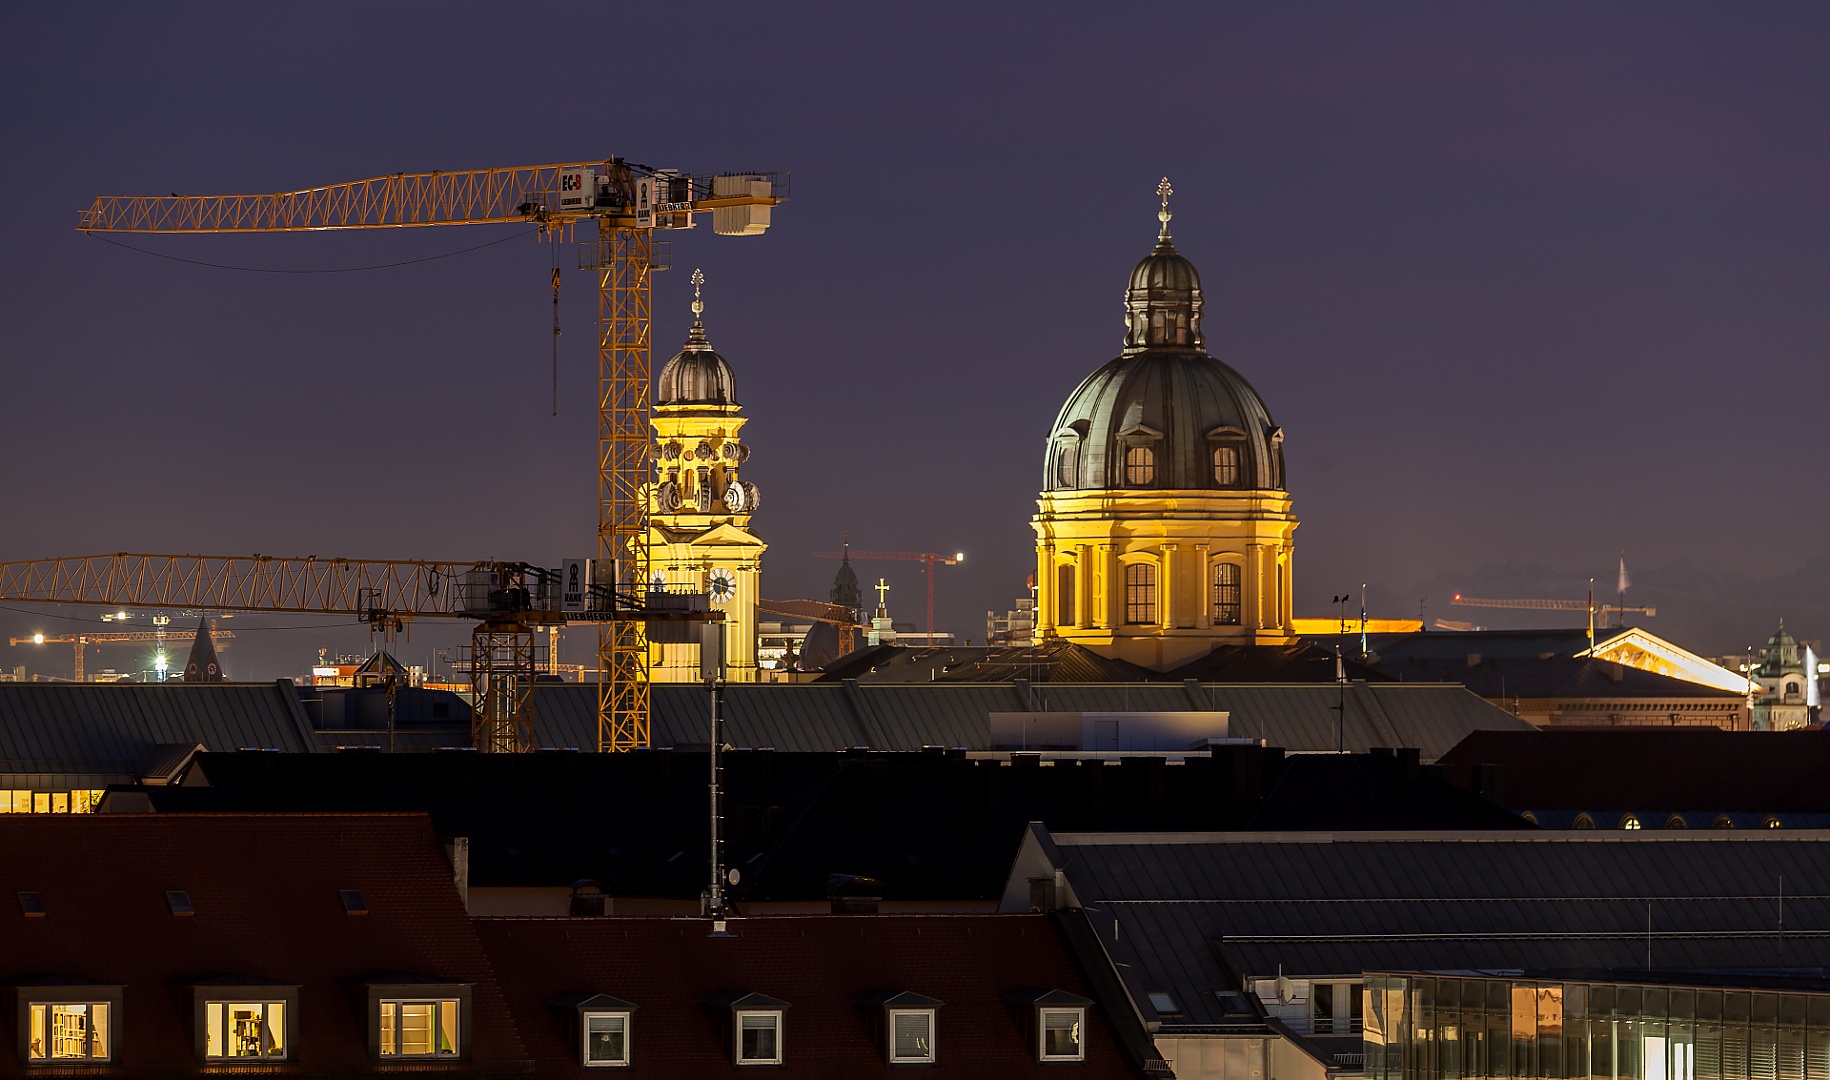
[1160,544,1178,629]
[1099,544,1118,630]
[1035,542,1054,637]
[1245,542,1264,632]
[1193,544,1211,629]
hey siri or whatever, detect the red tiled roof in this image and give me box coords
[0,813,528,1076]
[476,914,1138,1077]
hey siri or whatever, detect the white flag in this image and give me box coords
[1618,556,1631,594]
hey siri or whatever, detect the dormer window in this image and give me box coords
[585,1011,630,1067]
[1005,989,1093,1065]
[1212,444,1240,486]
[361,980,470,1061]
[857,990,941,1065]
[1124,446,1155,486]
[205,1001,287,1060]
[27,1001,113,1062]
[737,1011,782,1065]
[1040,1008,1086,1061]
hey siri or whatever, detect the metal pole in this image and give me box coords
[708,674,725,926]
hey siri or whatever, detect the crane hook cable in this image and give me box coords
[84,228,536,274]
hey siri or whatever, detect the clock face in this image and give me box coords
[707,567,738,605]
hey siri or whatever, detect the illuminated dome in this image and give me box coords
[656,275,736,408]
[1044,202,1283,493]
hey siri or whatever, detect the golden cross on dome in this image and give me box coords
[875,577,891,606]
[1157,176,1174,237]
[690,268,705,320]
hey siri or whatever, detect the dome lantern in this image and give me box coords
[655,268,738,408]
[1123,177,1204,351]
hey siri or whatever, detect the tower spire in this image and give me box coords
[686,267,708,346]
[1156,176,1174,244]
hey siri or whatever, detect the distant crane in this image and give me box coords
[756,598,860,658]
[1451,594,1656,619]
[812,548,964,641]
[9,627,234,683]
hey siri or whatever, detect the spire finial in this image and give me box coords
[691,268,705,321]
[1156,176,1174,239]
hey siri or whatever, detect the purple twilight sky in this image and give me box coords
[2,2,1827,680]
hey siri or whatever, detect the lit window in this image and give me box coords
[28,1003,110,1061]
[380,999,460,1057]
[583,1011,629,1067]
[1056,565,1076,626]
[1764,817,1783,829]
[1213,444,1240,486]
[1125,446,1155,485]
[1125,563,1157,625]
[736,1011,782,1065]
[1620,814,1642,830]
[1213,563,1242,625]
[1040,1008,1085,1062]
[889,1009,935,1064]
[205,1001,286,1060]
[1056,442,1077,487]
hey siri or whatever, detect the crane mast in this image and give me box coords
[75,159,786,751]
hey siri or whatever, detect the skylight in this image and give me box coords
[1147,991,1182,1015]
[340,889,368,915]
[18,890,44,917]
[166,890,194,916]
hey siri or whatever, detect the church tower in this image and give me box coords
[648,271,766,682]
[1031,180,1299,670]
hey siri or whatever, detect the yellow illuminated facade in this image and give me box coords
[1033,183,1299,670]
[646,274,765,682]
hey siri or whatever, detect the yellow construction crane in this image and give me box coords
[9,627,234,683]
[77,158,786,751]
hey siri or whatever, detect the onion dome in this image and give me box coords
[1044,179,1284,493]
[655,270,737,407]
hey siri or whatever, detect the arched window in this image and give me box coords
[1664,814,1687,830]
[1713,815,1736,830]
[1619,814,1642,831]
[1572,813,1595,830]
[1056,565,1076,627]
[1764,816,1783,829]
[1212,445,1240,486]
[1055,442,1077,488]
[1212,563,1242,625]
[1124,564,1157,625]
[1125,446,1155,486]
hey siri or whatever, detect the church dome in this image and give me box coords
[1044,199,1284,493]
[656,273,737,407]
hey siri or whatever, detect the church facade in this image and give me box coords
[646,273,765,682]
[1032,184,1298,670]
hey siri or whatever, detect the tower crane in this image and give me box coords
[812,548,964,641]
[9,627,233,683]
[756,597,860,658]
[0,552,725,751]
[77,158,787,751]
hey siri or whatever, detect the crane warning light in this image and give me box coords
[32,632,44,645]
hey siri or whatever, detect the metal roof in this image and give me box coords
[0,681,315,787]
[1031,829,1830,1030]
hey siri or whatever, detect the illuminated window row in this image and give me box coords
[0,790,103,814]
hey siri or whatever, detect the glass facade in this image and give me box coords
[1366,975,1830,1080]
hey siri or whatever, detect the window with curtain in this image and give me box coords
[1125,446,1155,485]
[1125,564,1157,625]
[1213,563,1242,625]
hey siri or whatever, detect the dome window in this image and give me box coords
[1124,447,1155,486]
[1124,564,1157,625]
[1056,442,1078,488]
[1212,445,1240,487]
[1212,563,1242,626]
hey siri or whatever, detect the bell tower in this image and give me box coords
[647,270,767,681]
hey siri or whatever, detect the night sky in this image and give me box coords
[3,3,1827,680]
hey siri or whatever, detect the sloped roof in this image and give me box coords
[0,681,316,787]
[0,813,528,1074]
[1027,828,1830,1029]
[1440,728,1830,812]
[475,914,1144,1078]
